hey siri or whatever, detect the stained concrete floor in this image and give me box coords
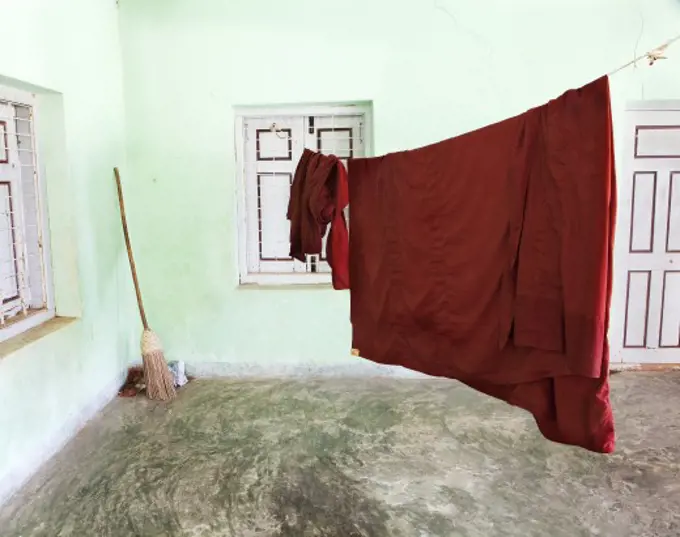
[1,372,679,537]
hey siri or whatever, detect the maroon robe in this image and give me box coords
[347,76,616,453]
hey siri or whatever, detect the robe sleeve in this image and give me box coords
[326,161,350,290]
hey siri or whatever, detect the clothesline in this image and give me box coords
[608,32,680,76]
[269,31,680,139]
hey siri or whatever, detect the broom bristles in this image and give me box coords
[141,329,176,401]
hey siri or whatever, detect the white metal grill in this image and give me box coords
[0,98,48,325]
[237,105,371,285]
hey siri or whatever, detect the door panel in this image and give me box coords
[613,108,680,363]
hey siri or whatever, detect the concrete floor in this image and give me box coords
[1,372,679,537]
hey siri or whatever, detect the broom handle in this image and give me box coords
[114,167,149,331]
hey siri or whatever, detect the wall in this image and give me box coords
[0,0,136,503]
[117,0,680,374]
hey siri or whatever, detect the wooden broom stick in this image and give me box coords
[114,167,176,401]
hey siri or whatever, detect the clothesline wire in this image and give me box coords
[273,30,680,139]
[608,32,680,76]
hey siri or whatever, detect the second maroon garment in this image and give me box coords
[347,76,617,453]
[288,149,350,290]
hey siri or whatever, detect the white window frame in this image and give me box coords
[0,84,55,343]
[234,103,373,286]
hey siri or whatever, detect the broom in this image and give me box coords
[114,167,176,401]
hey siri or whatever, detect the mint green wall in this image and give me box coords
[118,0,680,369]
[0,0,136,496]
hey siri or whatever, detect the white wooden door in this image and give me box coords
[612,105,680,364]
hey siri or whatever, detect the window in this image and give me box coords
[0,86,54,342]
[235,104,372,285]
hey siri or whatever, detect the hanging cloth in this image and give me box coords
[288,149,350,289]
[345,76,616,453]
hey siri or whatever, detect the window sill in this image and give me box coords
[239,273,334,287]
[0,316,79,359]
[238,282,336,291]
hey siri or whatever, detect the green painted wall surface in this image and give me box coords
[118,0,680,368]
[0,0,137,493]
